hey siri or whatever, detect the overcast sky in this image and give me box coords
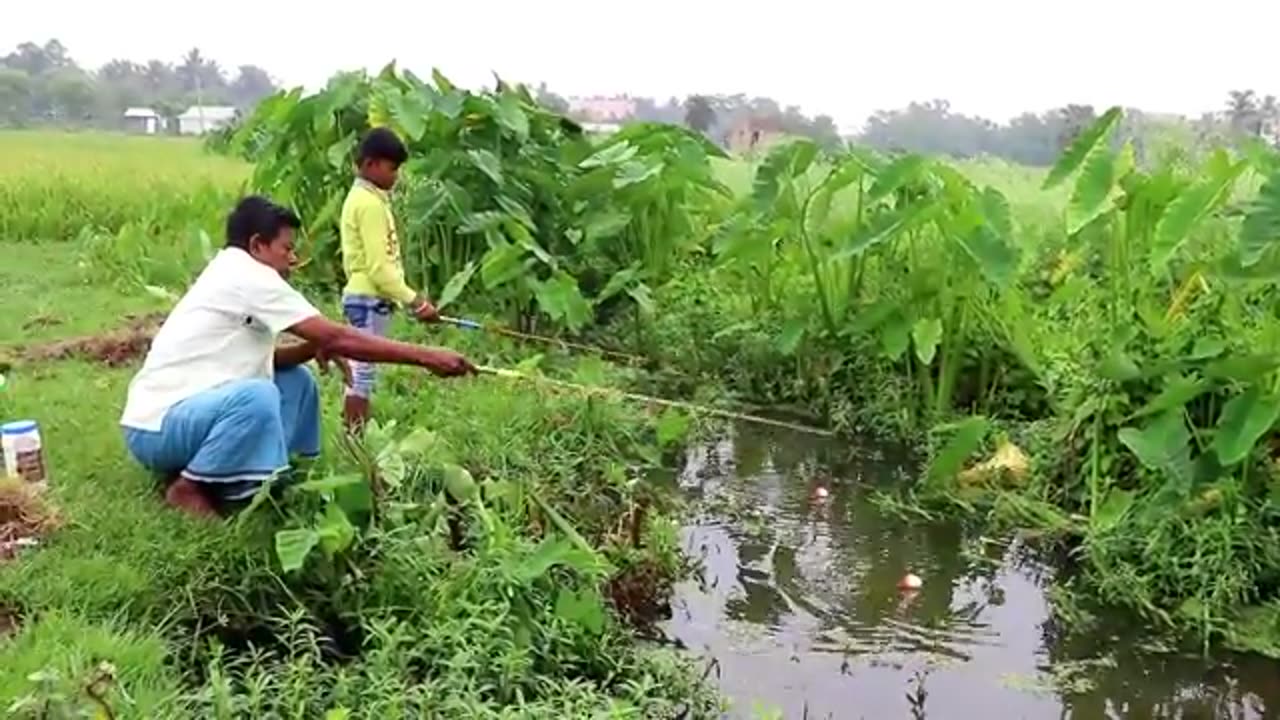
[5,0,1278,131]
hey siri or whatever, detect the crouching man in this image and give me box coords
[119,195,475,517]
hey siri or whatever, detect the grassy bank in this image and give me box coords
[0,239,720,717]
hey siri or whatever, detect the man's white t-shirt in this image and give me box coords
[120,248,321,432]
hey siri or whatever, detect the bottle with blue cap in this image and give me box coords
[2,420,46,489]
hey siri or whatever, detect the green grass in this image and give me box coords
[0,243,170,345]
[0,131,246,242]
[0,240,720,717]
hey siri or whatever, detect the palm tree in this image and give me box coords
[1226,89,1260,135]
[684,95,716,134]
[1260,95,1279,142]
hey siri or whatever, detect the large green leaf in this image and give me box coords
[1118,410,1193,485]
[388,89,431,141]
[1066,141,1131,234]
[275,528,320,573]
[953,220,1018,289]
[296,473,365,495]
[1129,375,1212,420]
[753,140,818,207]
[614,160,663,189]
[835,200,937,260]
[495,93,530,140]
[777,316,807,356]
[1240,169,1280,267]
[1042,106,1123,189]
[480,242,527,288]
[1150,159,1245,271]
[868,154,929,202]
[597,266,639,301]
[441,463,479,503]
[534,272,592,330]
[437,262,477,309]
[926,416,989,485]
[555,588,606,634]
[626,284,655,315]
[583,211,632,243]
[510,537,599,584]
[495,196,536,231]
[880,313,911,360]
[656,408,691,448]
[980,186,1014,240]
[317,503,356,557]
[1213,386,1280,465]
[326,133,356,169]
[579,141,638,169]
[502,218,555,268]
[1091,488,1134,531]
[527,494,610,575]
[466,149,504,186]
[459,210,505,235]
[1205,354,1280,382]
[1098,347,1141,382]
[912,318,942,365]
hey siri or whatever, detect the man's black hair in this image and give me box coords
[225,195,302,249]
[358,127,409,166]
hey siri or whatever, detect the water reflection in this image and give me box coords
[663,425,1280,719]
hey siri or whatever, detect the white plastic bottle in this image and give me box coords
[2,420,47,490]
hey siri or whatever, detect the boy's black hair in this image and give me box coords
[358,127,409,166]
[225,195,302,249]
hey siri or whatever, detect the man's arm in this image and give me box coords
[273,338,317,369]
[287,315,473,376]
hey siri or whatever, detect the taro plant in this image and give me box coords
[230,66,724,336]
[714,139,1026,420]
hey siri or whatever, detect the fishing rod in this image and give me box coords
[439,315,646,365]
[477,365,835,438]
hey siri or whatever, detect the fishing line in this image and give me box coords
[476,365,835,437]
[439,315,647,365]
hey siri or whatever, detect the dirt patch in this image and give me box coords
[12,313,163,368]
[0,479,62,561]
[606,558,674,629]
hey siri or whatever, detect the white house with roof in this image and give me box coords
[176,105,238,135]
[123,107,163,135]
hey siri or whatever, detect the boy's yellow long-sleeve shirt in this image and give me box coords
[340,178,417,305]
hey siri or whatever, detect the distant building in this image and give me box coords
[568,96,636,123]
[726,114,784,154]
[123,107,163,135]
[176,106,238,135]
[582,122,622,135]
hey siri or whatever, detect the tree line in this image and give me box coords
[0,39,277,129]
[854,94,1279,166]
[6,37,1275,168]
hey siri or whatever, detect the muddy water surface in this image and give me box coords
[662,425,1280,720]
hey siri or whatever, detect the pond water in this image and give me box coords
[661,424,1280,720]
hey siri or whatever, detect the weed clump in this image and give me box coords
[0,479,61,559]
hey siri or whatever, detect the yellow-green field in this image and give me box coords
[0,131,246,242]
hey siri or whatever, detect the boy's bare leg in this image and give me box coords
[343,395,370,432]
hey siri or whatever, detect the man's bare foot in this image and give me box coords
[165,477,218,518]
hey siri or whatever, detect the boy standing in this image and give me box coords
[340,127,438,430]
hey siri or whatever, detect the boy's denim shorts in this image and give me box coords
[341,295,394,398]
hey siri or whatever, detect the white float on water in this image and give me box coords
[813,486,830,500]
[897,573,923,591]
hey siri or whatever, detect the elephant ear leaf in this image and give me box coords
[1043,106,1122,190]
[1213,386,1280,465]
